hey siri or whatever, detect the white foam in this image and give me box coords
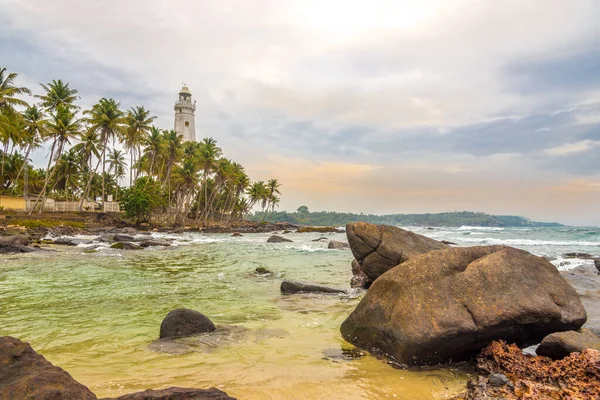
[458,237,600,247]
[459,226,505,231]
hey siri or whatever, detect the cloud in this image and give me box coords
[2,0,600,224]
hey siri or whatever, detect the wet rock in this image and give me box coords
[113,234,136,242]
[97,234,115,243]
[159,308,216,339]
[282,230,291,234]
[346,222,448,282]
[564,252,593,259]
[255,267,272,275]
[487,373,510,387]
[267,235,293,243]
[103,387,236,400]
[322,347,366,362]
[138,240,171,248]
[311,237,329,242]
[0,235,36,253]
[280,280,345,294]
[328,240,349,249]
[561,265,600,334]
[111,242,143,250]
[341,246,587,365]
[231,232,242,237]
[536,328,600,359]
[52,237,80,246]
[0,336,96,399]
[350,259,371,289]
[594,258,600,273]
[441,240,457,245]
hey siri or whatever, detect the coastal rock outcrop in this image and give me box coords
[0,235,35,253]
[280,280,345,294]
[350,259,370,289]
[340,245,587,365]
[297,226,343,233]
[267,235,292,243]
[328,240,349,249]
[346,222,448,285]
[536,328,600,359]
[0,336,97,399]
[104,387,236,400]
[159,308,216,339]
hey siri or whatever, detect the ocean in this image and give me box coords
[0,226,598,399]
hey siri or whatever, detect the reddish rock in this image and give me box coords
[103,387,236,399]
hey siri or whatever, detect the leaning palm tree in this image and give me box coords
[79,98,124,209]
[12,106,46,194]
[123,106,155,185]
[142,126,164,179]
[29,105,80,214]
[36,79,79,111]
[161,129,183,208]
[198,137,222,223]
[0,68,31,187]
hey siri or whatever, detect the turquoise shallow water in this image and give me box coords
[1,226,598,399]
[0,231,468,399]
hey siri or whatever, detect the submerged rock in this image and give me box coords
[0,336,96,399]
[563,252,593,259]
[311,237,329,242]
[328,240,349,249]
[280,280,345,294]
[255,267,272,275]
[52,237,80,246]
[341,245,587,365]
[346,222,448,282]
[138,239,171,248]
[231,232,242,237]
[160,308,216,339]
[113,234,136,242]
[104,387,236,400]
[441,240,457,245]
[267,235,293,243]
[453,340,600,399]
[111,242,143,250]
[536,328,600,359]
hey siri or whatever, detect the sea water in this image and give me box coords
[0,226,598,399]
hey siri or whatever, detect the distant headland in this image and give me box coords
[251,208,563,227]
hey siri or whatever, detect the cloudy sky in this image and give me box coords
[2,0,600,225]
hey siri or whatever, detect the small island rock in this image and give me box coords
[536,328,600,359]
[159,308,216,340]
[267,235,293,243]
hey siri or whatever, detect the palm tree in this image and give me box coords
[36,79,79,111]
[0,68,31,187]
[123,106,155,185]
[53,148,80,199]
[142,126,164,179]
[13,106,46,195]
[80,98,124,209]
[161,129,183,208]
[107,149,127,200]
[72,128,100,170]
[198,137,222,223]
[29,105,80,213]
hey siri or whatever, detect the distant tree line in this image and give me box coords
[251,207,563,227]
[0,67,281,224]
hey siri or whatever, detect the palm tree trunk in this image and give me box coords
[28,140,56,215]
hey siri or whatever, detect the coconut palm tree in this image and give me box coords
[36,79,79,111]
[123,106,155,185]
[53,149,80,199]
[142,126,164,179]
[107,149,127,200]
[29,105,80,213]
[80,98,124,208]
[72,128,100,171]
[198,137,222,222]
[161,129,183,208]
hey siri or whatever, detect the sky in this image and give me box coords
[1,0,600,225]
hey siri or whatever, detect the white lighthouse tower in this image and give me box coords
[174,85,196,142]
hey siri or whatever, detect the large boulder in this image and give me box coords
[340,245,587,365]
[346,222,448,282]
[103,387,236,399]
[536,328,600,359]
[280,281,345,294]
[0,336,96,399]
[159,309,216,339]
[0,235,34,253]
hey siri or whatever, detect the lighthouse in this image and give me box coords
[174,85,196,142]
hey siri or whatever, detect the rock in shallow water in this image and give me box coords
[111,242,143,250]
[266,235,292,243]
[0,336,96,399]
[160,308,216,339]
[346,222,448,282]
[280,280,345,294]
[327,240,349,249]
[341,245,587,365]
[536,328,600,359]
[102,387,236,399]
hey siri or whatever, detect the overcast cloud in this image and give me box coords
[2,0,599,225]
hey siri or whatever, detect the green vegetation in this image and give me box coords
[9,219,85,229]
[251,207,562,227]
[0,67,281,224]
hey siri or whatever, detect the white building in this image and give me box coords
[174,85,196,142]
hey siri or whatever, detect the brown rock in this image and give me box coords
[103,387,236,400]
[159,309,216,339]
[341,245,587,365]
[0,336,96,399]
[327,240,349,249]
[266,235,292,243]
[280,281,345,294]
[346,222,448,282]
[350,259,371,289]
[536,328,600,359]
